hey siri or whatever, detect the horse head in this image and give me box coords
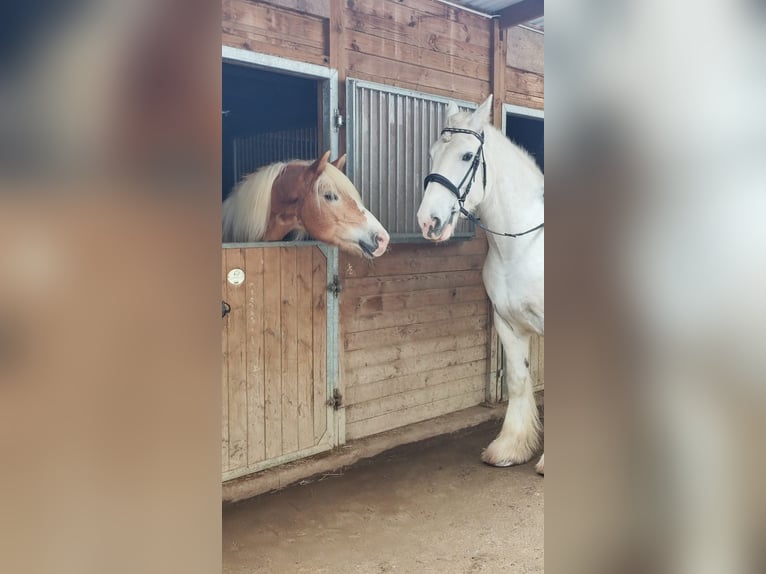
[281,151,390,258]
[418,95,494,242]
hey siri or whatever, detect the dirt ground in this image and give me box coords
[223,420,544,573]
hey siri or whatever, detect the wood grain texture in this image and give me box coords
[222,255,230,472]
[346,387,485,440]
[245,248,266,464]
[225,249,248,472]
[280,248,299,454]
[506,26,544,74]
[222,0,327,66]
[312,248,328,441]
[296,248,315,450]
[262,248,283,459]
[339,239,490,439]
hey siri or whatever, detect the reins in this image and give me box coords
[423,127,544,238]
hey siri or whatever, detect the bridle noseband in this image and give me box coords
[423,127,544,238]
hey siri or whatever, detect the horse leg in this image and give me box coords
[482,312,541,467]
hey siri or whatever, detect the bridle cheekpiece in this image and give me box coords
[423,127,544,239]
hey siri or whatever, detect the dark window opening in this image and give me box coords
[222,63,320,200]
[505,114,544,174]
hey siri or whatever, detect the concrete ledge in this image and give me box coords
[223,403,507,504]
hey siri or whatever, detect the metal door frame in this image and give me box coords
[222,46,339,160]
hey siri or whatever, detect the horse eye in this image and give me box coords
[462,152,474,162]
[323,192,338,201]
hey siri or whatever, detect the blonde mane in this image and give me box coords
[222,162,286,242]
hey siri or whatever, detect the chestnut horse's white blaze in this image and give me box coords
[417,96,544,473]
[222,151,389,258]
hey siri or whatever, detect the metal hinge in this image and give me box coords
[328,274,342,298]
[327,388,343,409]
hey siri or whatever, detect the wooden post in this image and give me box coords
[486,19,506,401]
[329,0,347,155]
[490,19,506,129]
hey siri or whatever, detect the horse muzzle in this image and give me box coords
[359,230,389,258]
[419,210,457,242]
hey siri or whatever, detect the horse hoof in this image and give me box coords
[480,436,535,467]
[535,454,544,475]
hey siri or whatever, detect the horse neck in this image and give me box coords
[476,128,544,250]
[265,164,307,240]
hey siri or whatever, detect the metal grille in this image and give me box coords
[347,79,476,238]
[233,126,318,183]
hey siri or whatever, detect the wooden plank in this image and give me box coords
[346,0,491,47]
[506,26,544,74]
[330,0,347,154]
[344,313,489,351]
[296,248,315,450]
[221,253,230,473]
[262,248,283,460]
[504,90,544,110]
[312,248,328,441]
[491,20,505,128]
[345,329,488,370]
[245,248,266,465]
[342,252,486,279]
[342,269,484,297]
[342,285,487,315]
[347,30,488,82]
[223,0,326,50]
[505,66,544,98]
[257,0,330,19]
[221,32,328,68]
[346,388,485,439]
[346,358,486,406]
[347,375,485,423]
[346,343,487,387]
[222,0,327,65]
[346,51,489,104]
[498,0,544,29]
[280,247,299,454]
[225,248,248,471]
[347,300,488,333]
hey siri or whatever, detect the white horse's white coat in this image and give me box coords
[417,96,544,473]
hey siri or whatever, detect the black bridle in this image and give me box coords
[423,127,544,238]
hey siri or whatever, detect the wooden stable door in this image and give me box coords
[221,243,339,481]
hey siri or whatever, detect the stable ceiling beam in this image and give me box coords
[498,0,544,29]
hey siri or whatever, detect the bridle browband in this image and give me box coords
[423,127,544,238]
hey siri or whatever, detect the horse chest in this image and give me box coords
[482,251,544,334]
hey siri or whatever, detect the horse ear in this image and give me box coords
[331,154,347,172]
[446,101,460,119]
[471,95,493,129]
[310,150,332,175]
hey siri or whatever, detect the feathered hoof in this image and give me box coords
[535,453,544,475]
[481,435,536,468]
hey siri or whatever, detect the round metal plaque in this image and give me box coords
[227,268,245,285]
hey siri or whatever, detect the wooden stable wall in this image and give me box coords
[339,239,490,440]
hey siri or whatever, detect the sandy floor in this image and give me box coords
[223,420,544,573]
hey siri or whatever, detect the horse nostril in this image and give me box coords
[432,216,441,230]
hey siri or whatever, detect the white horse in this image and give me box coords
[417,95,544,474]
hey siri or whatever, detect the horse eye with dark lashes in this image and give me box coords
[323,192,338,201]
[462,152,474,161]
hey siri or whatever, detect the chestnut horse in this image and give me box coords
[223,151,389,258]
